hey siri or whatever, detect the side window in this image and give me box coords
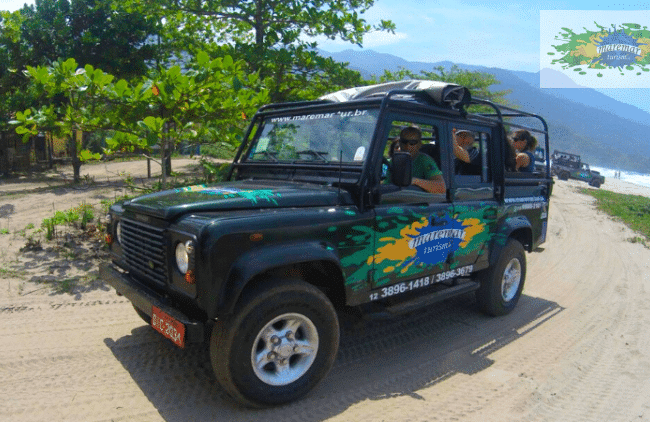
[382,120,442,179]
[453,128,491,184]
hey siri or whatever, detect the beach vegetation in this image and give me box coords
[581,188,650,245]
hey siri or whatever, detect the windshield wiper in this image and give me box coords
[296,150,329,162]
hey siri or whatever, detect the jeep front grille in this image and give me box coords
[120,218,167,288]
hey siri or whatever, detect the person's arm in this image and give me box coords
[412,174,446,194]
[454,142,470,163]
[452,128,470,163]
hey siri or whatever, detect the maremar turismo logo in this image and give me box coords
[549,24,649,74]
[540,11,650,88]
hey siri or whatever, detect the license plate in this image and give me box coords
[152,306,185,348]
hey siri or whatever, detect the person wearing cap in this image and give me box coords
[392,126,446,194]
[511,129,537,172]
[452,128,481,175]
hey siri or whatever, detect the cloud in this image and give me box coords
[1,0,34,12]
[307,30,408,51]
[362,31,409,47]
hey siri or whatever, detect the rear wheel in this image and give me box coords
[477,239,526,316]
[558,171,569,181]
[210,279,339,407]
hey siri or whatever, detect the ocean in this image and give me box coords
[592,166,650,189]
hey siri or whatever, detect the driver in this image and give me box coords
[396,126,446,194]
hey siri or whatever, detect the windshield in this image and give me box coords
[246,108,380,164]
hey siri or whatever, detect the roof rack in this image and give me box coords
[320,80,471,109]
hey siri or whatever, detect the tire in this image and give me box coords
[590,178,601,188]
[133,304,151,324]
[476,239,526,316]
[558,171,569,181]
[210,279,339,407]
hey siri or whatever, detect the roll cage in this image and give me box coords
[228,81,551,208]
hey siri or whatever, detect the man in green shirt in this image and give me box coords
[393,126,446,194]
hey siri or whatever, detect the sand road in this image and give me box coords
[1,160,650,421]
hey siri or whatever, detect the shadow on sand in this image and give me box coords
[104,292,562,421]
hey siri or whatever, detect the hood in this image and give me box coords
[122,180,347,220]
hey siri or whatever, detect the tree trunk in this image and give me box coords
[69,134,81,183]
[165,143,172,175]
[160,137,167,189]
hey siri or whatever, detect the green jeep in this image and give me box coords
[100,80,552,407]
[551,150,605,187]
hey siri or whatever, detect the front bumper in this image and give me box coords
[99,263,205,344]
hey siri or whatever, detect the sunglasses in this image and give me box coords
[399,137,420,145]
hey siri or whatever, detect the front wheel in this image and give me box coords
[210,279,339,407]
[476,239,526,316]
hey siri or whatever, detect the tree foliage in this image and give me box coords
[105,51,268,185]
[375,65,512,109]
[0,0,160,131]
[124,0,394,101]
[0,10,37,124]
[4,0,398,184]
[13,54,267,184]
[16,0,158,79]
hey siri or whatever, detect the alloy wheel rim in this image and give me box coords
[251,313,319,386]
[501,258,522,302]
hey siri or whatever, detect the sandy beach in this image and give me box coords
[1,160,650,421]
[594,177,650,197]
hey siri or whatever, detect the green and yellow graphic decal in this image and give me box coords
[338,207,492,290]
[175,185,281,205]
[548,23,650,76]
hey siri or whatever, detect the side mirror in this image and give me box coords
[390,152,412,187]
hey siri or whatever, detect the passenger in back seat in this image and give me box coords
[453,128,481,175]
[511,129,537,172]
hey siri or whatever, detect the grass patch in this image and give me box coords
[580,188,650,243]
[0,266,26,279]
[55,278,76,294]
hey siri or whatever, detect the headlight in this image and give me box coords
[116,221,123,244]
[175,240,194,274]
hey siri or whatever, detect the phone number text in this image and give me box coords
[369,265,474,301]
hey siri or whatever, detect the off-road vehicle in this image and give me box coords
[551,150,604,187]
[100,80,552,407]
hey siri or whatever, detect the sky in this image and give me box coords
[2,0,650,114]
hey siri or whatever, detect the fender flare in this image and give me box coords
[217,241,343,316]
[489,216,533,266]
